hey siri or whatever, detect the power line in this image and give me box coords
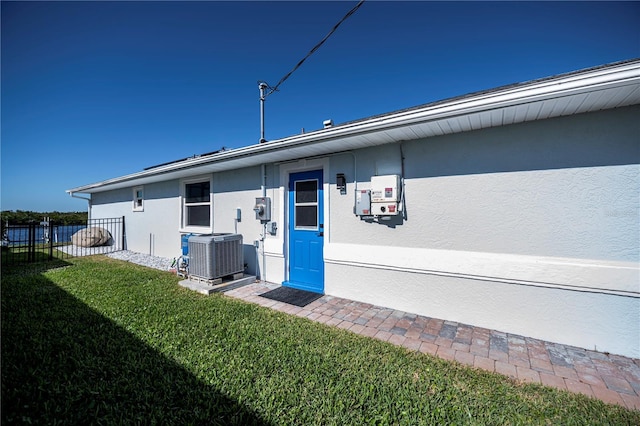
[261,0,366,97]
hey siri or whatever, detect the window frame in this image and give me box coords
[180,175,213,233]
[132,186,144,212]
[293,178,319,230]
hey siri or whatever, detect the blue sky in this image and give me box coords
[2,1,638,212]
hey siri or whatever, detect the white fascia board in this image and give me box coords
[66,61,640,195]
[342,65,640,132]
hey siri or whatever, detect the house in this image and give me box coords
[67,59,640,359]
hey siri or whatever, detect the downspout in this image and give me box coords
[69,192,92,220]
[398,141,407,219]
[346,152,358,215]
[259,164,267,281]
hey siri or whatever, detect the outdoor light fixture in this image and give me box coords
[336,173,346,195]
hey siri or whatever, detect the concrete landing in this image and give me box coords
[179,274,256,295]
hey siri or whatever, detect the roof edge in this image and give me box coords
[67,58,640,194]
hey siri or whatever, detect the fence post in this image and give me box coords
[28,223,35,263]
[48,222,54,260]
[121,216,125,251]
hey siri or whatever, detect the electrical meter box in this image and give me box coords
[370,174,400,215]
[371,175,400,202]
[355,189,371,216]
[254,196,271,221]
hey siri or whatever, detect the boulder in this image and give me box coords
[71,227,111,247]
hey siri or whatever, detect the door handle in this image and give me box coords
[317,232,324,237]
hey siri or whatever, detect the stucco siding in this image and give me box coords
[212,166,266,276]
[324,106,639,358]
[91,180,181,258]
[85,105,639,358]
[329,106,639,261]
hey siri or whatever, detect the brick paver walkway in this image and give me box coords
[224,282,640,411]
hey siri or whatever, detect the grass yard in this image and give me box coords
[2,256,639,425]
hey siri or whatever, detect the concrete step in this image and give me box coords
[179,274,256,295]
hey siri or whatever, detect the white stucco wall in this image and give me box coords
[211,165,275,277]
[322,105,639,358]
[327,106,639,261]
[91,179,181,258]
[88,105,639,358]
[91,165,281,277]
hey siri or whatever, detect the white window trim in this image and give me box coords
[179,175,213,234]
[132,186,144,212]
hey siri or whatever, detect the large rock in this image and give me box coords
[71,227,111,247]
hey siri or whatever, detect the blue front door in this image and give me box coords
[283,170,324,294]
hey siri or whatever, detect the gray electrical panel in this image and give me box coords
[268,222,278,235]
[254,196,271,221]
[355,189,371,216]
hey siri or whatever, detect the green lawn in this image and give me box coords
[2,256,638,425]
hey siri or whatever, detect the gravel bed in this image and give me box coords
[106,250,174,271]
[57,245,120,256]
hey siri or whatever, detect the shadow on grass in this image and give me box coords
[1,272,270,425]
[0,246,39,266]
[1,256,72,276]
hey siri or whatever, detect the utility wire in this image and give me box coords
[261,0,366,97]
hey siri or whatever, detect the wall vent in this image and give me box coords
[188,233,244,280]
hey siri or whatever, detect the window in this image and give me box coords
[132,186,144,212]
[182,177,212,230]
[294,179,318,229]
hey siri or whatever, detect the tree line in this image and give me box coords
[1,210,88,225]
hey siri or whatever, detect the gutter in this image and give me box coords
[69,191,92,220]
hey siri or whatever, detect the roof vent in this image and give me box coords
[323,119,333,129]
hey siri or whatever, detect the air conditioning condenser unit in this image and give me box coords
[188,233,244,281]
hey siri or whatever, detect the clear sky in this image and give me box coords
[2,1,638,212]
